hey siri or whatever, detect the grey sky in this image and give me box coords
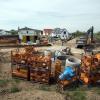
[0,0,100,32]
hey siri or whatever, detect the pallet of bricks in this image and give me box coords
[28,54,51,84]
[11,46,51,84]
[80,52,100,85]
[11,48,28,79]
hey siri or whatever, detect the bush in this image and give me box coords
[74,31,84,37]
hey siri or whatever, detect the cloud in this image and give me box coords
[0,0,100,32]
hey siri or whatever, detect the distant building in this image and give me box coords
[0,35,19,44]
[18,27,43,44]
[0,29,11,35]
[51,28,71,40]
[43,29,53,36]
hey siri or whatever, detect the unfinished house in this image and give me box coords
[18,27,43,44]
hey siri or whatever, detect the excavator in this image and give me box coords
[86,26,94,45]
[76,26,95,48]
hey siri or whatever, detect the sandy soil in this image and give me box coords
[0,48,65,100]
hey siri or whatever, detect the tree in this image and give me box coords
[74,30,84,37]
[10,30,18,35]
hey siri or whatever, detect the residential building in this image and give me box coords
[18,27,43,44]
[0,29,11,35]
[51,28,71,40]
[0,35,19,44]
[43,29,53,36]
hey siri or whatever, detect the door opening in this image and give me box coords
[26,36,30,42]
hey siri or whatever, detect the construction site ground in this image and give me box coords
[0,38,100,100]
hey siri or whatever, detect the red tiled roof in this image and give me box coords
[43,29,53,34]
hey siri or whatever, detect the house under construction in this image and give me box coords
[18,27,43,44]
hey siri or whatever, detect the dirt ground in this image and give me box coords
[0,39,100,100]
[0,48,64,100]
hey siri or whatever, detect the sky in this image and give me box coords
[0,0,100,32]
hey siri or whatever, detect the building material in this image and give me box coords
[11,46,52,84]
[80,53,100,85]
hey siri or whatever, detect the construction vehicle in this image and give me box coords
[76,26,94,48]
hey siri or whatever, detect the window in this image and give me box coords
[64,31,66,34]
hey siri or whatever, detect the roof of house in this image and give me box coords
[53,28,69,34]
[0,35,19,38]
[0,29,5,31]
[0,29,11,33]
[43,29,53,33]
[18,27,42,32]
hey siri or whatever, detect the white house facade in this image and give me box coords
[51,28,70,40]
[18,27,42,44]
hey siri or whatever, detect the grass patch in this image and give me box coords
[65,91,86,100]
[74,85,89,91]
[92,87,100,95]
[0,79,9,87]
[97,89,100,95]
[10,86,21,93]
[72,91,86,100]
[38,84,57,91]
[39,84,51,91]
[14,79,21,83]
[64,86,87,100]
[95,34,100,40]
